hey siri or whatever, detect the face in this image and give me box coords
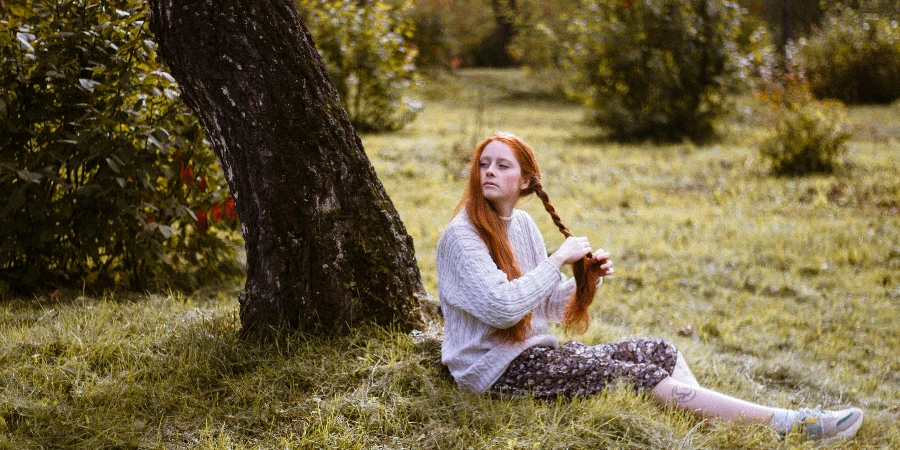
[479,141,528,211]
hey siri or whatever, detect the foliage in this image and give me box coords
[733,12,779,88]
[508,0,582,69]
[561,0,749,142]
[825,0,900,16]
[792,7,900,104]
[397,0,499,69]
[758,80,852,175]
[0,0,243,294]
[734,0,825,48]
[402,0,457,69]
[296,0,422,132]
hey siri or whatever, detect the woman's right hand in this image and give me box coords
[548,236,592,268]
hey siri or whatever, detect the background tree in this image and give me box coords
[402,0,495,69]
[148,0,426,336]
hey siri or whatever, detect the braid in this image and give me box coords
[529,176,603,335]
[529,178,572,238]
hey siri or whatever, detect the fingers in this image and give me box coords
[591,248,614,275]
[557,236,592,264]
[566,236,592,253]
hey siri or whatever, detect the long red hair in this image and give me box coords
[456,132,604,341]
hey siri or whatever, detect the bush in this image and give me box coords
[508,0,582,69]
[296,0,422,132]
[793,7,900,104]
[562,0,749,142]
[758,82,851,176]
[0,0,243,293]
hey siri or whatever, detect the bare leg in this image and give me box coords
[671,351,700,387]
[650,377,865,440]
[650,377,779,423]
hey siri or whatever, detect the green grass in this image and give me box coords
[2,68,899,448]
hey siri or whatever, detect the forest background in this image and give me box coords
[1,0,899,447]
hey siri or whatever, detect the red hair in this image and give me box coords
[456,132,604,341]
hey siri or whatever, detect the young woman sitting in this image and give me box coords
[436,132,863,443]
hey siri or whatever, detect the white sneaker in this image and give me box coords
[796,407,864,442]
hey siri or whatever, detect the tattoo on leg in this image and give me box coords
[671,385,697,403]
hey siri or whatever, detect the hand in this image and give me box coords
[548,236,593,268]
[590,248,614,277]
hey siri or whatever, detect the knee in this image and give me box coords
[649,375,677,399]
[643,337,678,354]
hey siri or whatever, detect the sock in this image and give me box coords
[769,408,799,434]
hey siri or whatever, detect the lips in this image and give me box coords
[483,182,498,188]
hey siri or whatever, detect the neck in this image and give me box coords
[489,199,516,218]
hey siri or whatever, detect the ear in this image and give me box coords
[520,178,530,191]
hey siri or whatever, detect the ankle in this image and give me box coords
[769,408,798,434]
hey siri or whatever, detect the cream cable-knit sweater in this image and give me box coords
[437,208,578,392]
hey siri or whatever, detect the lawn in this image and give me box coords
[1,68,898,449]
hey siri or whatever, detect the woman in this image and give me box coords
[436,132,863,442]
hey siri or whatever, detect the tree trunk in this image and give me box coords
[148,0,426,336]
[781,0,794,50]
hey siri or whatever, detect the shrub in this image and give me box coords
[793,7,900,104]
[296,0,422,132]
[0,0,243,293]
[508,0,581,69]
[758,82,851,176]
[562,0,749,142]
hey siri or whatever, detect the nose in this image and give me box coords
[484,163,495,177]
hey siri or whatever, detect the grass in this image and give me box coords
[2,68,899,448]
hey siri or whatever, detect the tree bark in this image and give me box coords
[148,0,426,336]
[781,0,794,50]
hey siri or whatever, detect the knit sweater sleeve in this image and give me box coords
[437,217,564,330]
[521,213,575,322]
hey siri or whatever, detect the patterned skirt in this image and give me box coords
[489,338,678,398]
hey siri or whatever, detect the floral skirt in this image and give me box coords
[489,338,677,398]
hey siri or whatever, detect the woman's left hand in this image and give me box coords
[590,249,614,277]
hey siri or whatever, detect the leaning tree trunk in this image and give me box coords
[148,0,425,336]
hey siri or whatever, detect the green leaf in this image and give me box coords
[106,157,121,173]
[9,4,29,16]
[147,135,163,150]
[15,32,35,52]
[178,205,197,221]
[76,185,103,197]
[158,225,177,239]
[16,170,43,184]
[78,78,100,92]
